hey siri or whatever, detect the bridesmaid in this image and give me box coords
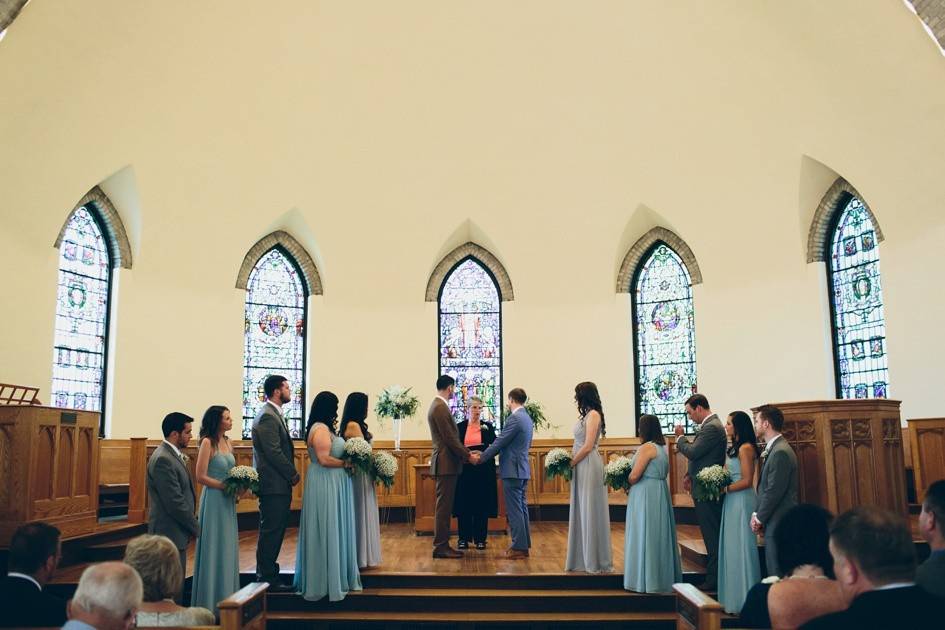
[191,405,239,616]
[717,410,762,613]
[624,414,682,593]
[340,392,382,569]
[294,391,362,601]
[565,382,613,573]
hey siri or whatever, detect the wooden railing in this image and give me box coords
[218,582,268,630]
[673,583,723,630]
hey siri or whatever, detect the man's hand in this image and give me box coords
[683,474,692,493]
[674,423,685,437]
[750,513,763,534]
[291,473,301,486]
[469,452,481,465]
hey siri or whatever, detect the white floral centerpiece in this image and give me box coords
[604,456,633,493]
[693,464,732,502]
[544,447,573,482]
[375,385,420,450]
[342,437,374,475]
[371,451,398,489]
[223,465,259,497]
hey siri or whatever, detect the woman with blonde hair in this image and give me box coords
[123,534,214,626]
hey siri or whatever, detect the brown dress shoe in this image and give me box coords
[506,549,529,559]
[433,547,464,558]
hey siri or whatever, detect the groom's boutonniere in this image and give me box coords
[180,452,190,465]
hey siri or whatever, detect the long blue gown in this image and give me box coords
[623,444,682,593]
[191,451,240,615]
[718,454,761,613]
[294,430,362,601]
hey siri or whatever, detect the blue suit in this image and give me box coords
[481,406,533,550]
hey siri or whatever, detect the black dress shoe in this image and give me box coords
[267,581,297,593]
[433,547,464,558]
[475,542,486,550]
[458,540,468,549]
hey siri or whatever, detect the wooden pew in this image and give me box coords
[673,583,723,630]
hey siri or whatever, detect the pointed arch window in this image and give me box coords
[242,247,308,438]
[827,195,889,399]
[438,257,503,425]
[51,205,115,429]
[632,243,697,434]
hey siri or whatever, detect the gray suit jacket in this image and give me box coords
[756,435,798,526]
[676,414,727,478]
[481,407,533,479]
[251,402,297,496]
[428,397,470,475]
[147,442,198,550]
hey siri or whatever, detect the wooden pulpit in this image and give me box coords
[0,406,101,545]
[413,464,507,534]
[775,399,907,515]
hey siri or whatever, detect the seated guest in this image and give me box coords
[122,534,214,626]
[0,522,66,627]
[739,504,844,629]
[801,506,938,628]
[917,479,945,598]
[63,561,142,630]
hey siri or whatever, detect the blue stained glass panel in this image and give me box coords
[438,258,502,425]
[51,206,113,415]
[242,248,307,438]
[633,244,697,434]
[829,197,889,399]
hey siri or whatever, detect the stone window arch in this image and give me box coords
[425,242,514,302]
[235,230,323,295]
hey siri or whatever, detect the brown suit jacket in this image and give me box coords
[428,397,470,475]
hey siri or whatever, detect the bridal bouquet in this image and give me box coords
[374,385,420,420]
[693,464,732,502]
[604,456,633,493]
[544,447,573,482]
[342,437,374,475]
[223,465,259,497]
[371,451,398,489]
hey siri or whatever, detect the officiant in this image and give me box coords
[453,397,498,549]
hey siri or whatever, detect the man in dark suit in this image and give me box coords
[917,478,945,598]
[802,506,938,628]
[751,404,798,577]
[252,374,300,590]
[674,393,726,590]
[0,522,66,627]
[427,374,476,558]
[479,388,534,559]
[146,411,198,601]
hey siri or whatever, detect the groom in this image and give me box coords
[478,388,533,559]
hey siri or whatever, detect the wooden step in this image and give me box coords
[267,609,678,629]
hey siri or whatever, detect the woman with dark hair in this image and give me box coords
[623,414,681,592]
[191,405,239,616]
[565,382,613,573]
[739,504,844,628]
[340,392,381,568]
[294,391,362,601]
[717,411,762,614]
[453,396,498,550]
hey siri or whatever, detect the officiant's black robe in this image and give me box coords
[452,420,499,518]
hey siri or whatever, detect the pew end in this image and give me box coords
[673,582,723,630]
[218,581,269,630]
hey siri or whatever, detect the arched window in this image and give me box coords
[242,247,308,438]
[51,205,114,426]
[438,257,503,424]
[827,195,889,399]
[631,243,697,434]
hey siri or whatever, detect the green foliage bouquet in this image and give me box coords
[693,464,732,502]
[375,385,420,421]
[503,399,556,432]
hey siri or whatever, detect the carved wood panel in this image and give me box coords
[56,427,75,498]
[32,426,56,501]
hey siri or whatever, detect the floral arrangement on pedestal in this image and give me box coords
[503,399,556,432]
[374,385,420,450]
[604,456,633,493]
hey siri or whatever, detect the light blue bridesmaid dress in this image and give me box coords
[565,414,613,573]
[351,439,381,568]
[717,453,761,613]
[191,451,240,615]
[623,444,682,593]
[294,430,362,601]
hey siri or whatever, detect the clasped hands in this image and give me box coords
[468,452,482,465]
[750,512,764,534]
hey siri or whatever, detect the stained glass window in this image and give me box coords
[51,206,114,428]
[828,196,889,399]
[632,243,697,434]
[242,248,307,438]
[438,258,502,425]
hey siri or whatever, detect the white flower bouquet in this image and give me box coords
[371,451,398,489]
[223,465,259,497]
[342,437,374,475]
[693,464,732,502]
[544,447,573,482]
[375,385,420,421]
[604,456,633,493]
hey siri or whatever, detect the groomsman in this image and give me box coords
[147,412,199,602]
[675,394,726,590]
[751,404,798,577]
[427,375,477,558]
[252,374,300,591]
[479,388,534,559]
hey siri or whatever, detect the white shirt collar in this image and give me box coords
[872,582,915,591]
[6,573,41,591]
[763,433,782,453]
[163,439,182,458]
[436,395,450,406]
